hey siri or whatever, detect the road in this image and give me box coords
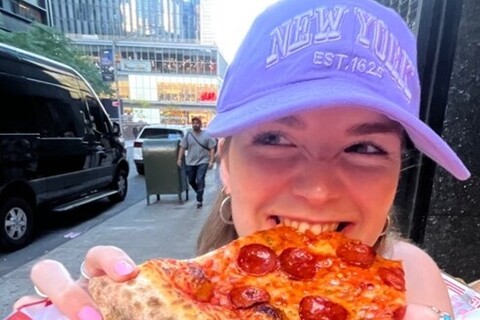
[0,142,144,277]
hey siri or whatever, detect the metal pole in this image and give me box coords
[112,40,122,134]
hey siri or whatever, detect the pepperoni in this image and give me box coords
[299,296,348,320]
[279,247,317,279]
[336,240,375,268]
[393,306,407,320]
[378,267,406,291]
[237,244,278,275]
[229,286,270,308]
[252,304,285,319]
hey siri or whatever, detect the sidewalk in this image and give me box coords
[0,171,220,317]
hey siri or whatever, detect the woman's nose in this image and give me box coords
[290,159,341,204]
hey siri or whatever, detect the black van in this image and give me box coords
[0,43,129,251]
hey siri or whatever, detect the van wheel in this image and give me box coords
[0,197,34,252]
[109,169,128,203]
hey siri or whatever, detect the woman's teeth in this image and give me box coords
[276,217,340,235]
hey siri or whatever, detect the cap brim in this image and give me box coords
[208,79,470,180]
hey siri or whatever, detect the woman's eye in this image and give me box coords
[345,142,386,155]
[252,131,293,146]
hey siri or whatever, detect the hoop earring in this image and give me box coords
[219,195,234,225]
[379,216,391,237]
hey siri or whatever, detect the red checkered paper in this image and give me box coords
[3,300,67,320]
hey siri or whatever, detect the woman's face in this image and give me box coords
[220,107,403,246]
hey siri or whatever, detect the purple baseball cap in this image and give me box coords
[207,0,470,180]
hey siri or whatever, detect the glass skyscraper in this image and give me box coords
[48,0,200,42]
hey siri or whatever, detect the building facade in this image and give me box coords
[73,38,226,127]
[0,0,48,32]
[47,0,224,131]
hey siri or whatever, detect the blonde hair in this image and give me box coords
[196,189,238,255]
[196,137,236,255]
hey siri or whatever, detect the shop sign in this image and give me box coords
[157,82,217,103]
[120,60,152,72]
[199,91,217,101]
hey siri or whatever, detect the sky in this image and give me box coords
[212,0,279,63]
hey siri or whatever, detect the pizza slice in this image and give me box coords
[88,226,406,319]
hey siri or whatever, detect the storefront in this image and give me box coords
[123,102,215,125]
[73,39,225,127]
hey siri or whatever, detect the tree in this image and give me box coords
[0,23,113,96]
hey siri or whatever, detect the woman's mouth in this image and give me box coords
[269,215,348,235]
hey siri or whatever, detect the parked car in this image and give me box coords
[133,125,187,175]
[0,43,129,252]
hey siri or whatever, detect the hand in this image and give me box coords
[208,162,214,170]
[405,303,453,320]
[177,159,182,167]
[13,246,138,320]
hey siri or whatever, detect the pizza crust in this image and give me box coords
[89,260,241,320]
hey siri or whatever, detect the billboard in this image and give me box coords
[100,49,115,81]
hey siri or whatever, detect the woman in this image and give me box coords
[14,0,470,319]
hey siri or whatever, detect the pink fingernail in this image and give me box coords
[114,260,134,276]
[78,306,102,320]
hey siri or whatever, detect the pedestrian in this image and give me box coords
[177,117,216,208]
[13,0,472,319]
[132,126,139,139]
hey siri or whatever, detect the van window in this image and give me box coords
[77,80,111,135]
[35,96,83,138]
[85,95,110,135]
[0,73,38,134]
[27,79,86,138]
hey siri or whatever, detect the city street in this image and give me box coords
[0,175,145,277]
[0,142,220,316]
